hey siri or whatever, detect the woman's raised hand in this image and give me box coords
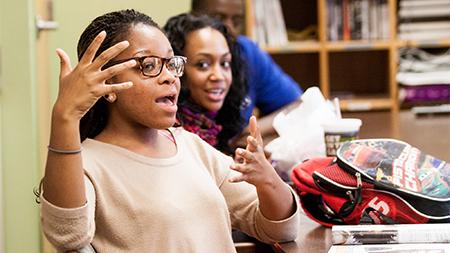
[229,116,280,187]
[53,31,136,120]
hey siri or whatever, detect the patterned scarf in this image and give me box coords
[178,101,223,147]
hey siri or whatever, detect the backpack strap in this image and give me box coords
[360,207,398,225]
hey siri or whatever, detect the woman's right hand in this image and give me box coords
[53,31,136,121]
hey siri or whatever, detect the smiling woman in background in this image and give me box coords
[164,13,247,155]
[191,0,303,147]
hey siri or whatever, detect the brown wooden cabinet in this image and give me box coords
[245,0,450,112]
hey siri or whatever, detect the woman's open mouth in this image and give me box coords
[206,88,226,101]
[155,94,177,113]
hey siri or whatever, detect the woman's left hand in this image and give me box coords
[229,116,279,187]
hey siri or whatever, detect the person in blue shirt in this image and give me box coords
[191,0,303,146]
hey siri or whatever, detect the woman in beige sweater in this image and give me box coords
[39,9,299,253]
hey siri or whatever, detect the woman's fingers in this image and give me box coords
[229,164,250,183]
[103,81,134,95]
[248,116,257,138]
[230,164,249,173]
[246,136,260,152]
[90,40,130,70]
[249,116,263,144]
[80,31,107,65]
[97,59,136,81]
[247,116,263,153]
[56,48,72,79]
[247,116,257,152]
[236,148,255,163]
[228,174,246,183]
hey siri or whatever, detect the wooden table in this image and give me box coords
[273,110,450,253]
[272,213,332,253]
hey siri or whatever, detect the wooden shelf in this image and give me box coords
[337,96,393,111]
[262,41,321,53]
[397,39,450,48]
[325,40,391,51]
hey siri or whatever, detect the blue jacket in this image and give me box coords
[238,36,303,122]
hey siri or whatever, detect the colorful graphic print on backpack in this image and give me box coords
[336,139,450,219]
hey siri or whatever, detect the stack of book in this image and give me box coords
[250,0,288,47]
[327,0,389,41]
[398,0,450,41]
[328,223,450,253]
[397,47,450,106]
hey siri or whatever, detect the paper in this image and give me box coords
[332,223,450,245]
[328,243,450,253]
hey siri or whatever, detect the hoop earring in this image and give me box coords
[104,93,117,103]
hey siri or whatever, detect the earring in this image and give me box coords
[104,93,117,103]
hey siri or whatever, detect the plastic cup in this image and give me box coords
[321,118,362,156]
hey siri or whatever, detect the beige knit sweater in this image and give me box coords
[41,128,299,253]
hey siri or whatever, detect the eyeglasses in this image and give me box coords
[105,55,187,78]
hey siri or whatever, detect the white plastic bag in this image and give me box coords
[265,87,337,181]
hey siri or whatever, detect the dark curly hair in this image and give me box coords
[35,9,160,202]
[190,0,206,12]
[163,13,247,155]
[77,9,159,142]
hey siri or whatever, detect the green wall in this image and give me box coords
[0,0,189,252]
[0,0,3,250]
[0,0,41,252]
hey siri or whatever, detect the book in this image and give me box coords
[399,21,450,33]
[412,104,450,115]
[399,5,450,19]
[342,0,351,40]
[360,0,370,40]
[398,30,450,41]
[397,70,450,86]
[331,223,450,245]
[328,243,450,253]
[399,84,450,103]
[251,0,288,47]
[327,0,343,41]
[369,0,378,40]
[326,0,388,41]
[379,0,389,40]
[400,0,450,8]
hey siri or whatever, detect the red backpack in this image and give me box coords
[291,139,450,227]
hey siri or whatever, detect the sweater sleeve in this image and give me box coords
[212,151,300,243]
[220,176,300,244]
[40,176,96,252]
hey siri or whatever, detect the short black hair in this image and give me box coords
[190,0,204,13]
[77,9,159,141]
[164,13,247,155]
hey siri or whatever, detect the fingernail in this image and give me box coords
[97,31,106,38]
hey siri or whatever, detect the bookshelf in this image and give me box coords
[245,0,450,112]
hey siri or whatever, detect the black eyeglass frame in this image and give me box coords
[105,55,187,77]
